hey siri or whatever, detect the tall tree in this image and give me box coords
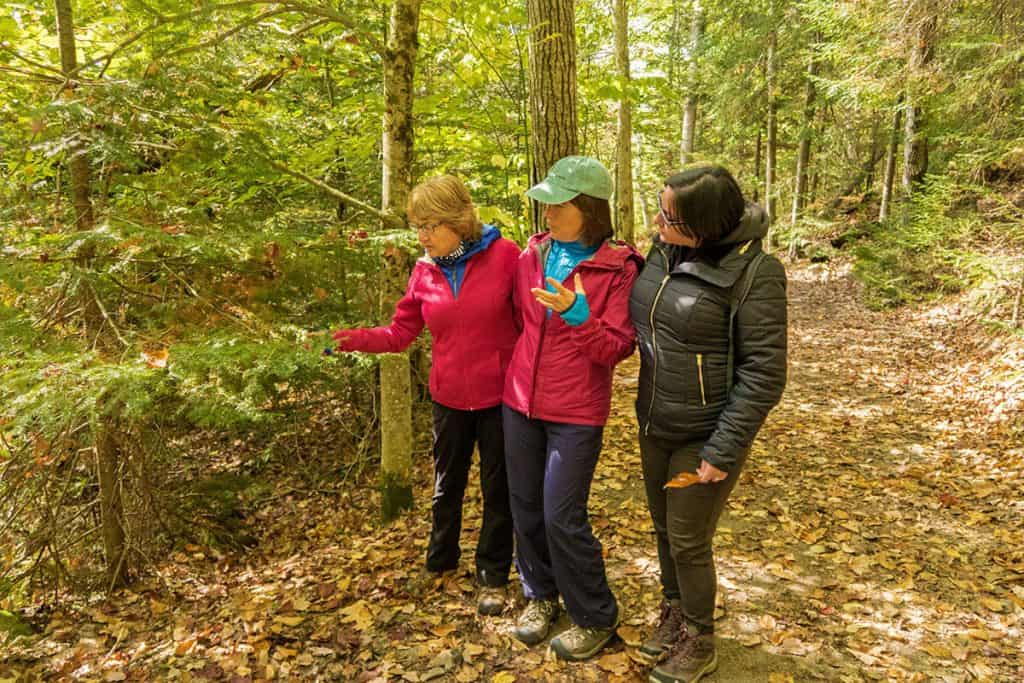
[54,0,93,231]
[790,40,817,227]
[901,3,938,196]
[613,0,634,243]
[680,0,703,165]
[56,0,127,588]
[379,0,422,522]
[764,26,778,228]
[527,0,579,229]
[879,101,903,222]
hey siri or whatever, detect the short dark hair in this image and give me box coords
[663,166,745,246]
[570,193,614,247]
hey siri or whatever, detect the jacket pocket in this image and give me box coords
[696,353,707,407]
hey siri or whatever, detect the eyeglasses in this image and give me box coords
[410,222,440,235]
[656,196,688,229]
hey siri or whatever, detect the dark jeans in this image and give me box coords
[503,405,618,629]
[427,402,513,587]
[639,432,747,633]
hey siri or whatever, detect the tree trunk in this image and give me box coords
[527,0,579,230]
[379,0,421,523]
[864,115,880,192]
[613,0,634,244]
[95,410,127,589]
[753,127,762,202]
[764,28,778,235]
[54,0,94,231]
[879,102,903,222]
[790,47,817,226]
[57,0,125,588]
[680,0,703,165]
[636,136,651,231]
[901,10,937,197]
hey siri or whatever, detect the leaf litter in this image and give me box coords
[2,260,1023,681]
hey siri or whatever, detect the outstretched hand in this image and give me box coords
[531,274,585,314]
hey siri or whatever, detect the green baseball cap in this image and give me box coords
[526,155,613,204]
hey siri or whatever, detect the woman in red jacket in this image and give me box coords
[503,156,643,660]
[332,175,519,615]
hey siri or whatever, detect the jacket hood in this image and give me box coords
[719,201,769,245]
[420,223,502,266]
[528,231,644,271]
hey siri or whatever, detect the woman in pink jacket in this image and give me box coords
[332,175,519,616]
[503,156,643,660]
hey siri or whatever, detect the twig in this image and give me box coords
[1013,262,1024,328]
[262,157,404,229]
[104,272,164,302]
[88,282,131,348]
[159,8,291,60]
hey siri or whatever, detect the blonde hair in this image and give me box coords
[407,175,483,241]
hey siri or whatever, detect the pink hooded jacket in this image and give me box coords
[335,234,520,411]
[503,233,643,425]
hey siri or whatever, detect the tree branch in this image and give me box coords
[262,157,405,229]
[70,0,384,79]
[159,8,291,60]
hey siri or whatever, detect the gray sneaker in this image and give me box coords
[550,622,618,661]
[640,599,684,658]
[476,585,506,616]
[513,598,560,645]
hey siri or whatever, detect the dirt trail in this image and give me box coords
[5,261,1022,682]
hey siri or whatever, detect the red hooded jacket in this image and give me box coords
[503,233,643,425]
[335,233,520,411]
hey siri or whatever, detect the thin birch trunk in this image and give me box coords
[879,103,903,222]
[379,0,421,522]
[613,0,634,243]
[680,0,702,165]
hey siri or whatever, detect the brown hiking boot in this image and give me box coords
[640,599,684,658]
[649,624,717,683]
[513,598,560,645]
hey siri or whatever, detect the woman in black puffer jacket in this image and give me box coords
[629,166,788,683]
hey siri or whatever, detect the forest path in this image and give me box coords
[7,261,1023,682]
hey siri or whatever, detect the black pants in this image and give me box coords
[639,433,747,633]
[427,402,514,587]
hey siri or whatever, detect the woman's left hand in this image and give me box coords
[697,459,728,484]
[531,274,584,313]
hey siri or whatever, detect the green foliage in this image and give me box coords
[852,175,1014,309]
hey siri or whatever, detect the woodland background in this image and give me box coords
[1,0,1022,680]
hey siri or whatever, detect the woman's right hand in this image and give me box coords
[332,329,362,352]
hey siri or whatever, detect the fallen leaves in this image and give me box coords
[5,263,1024,682]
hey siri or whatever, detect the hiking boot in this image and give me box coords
[640,599,684,658]
[649,624,717,683]
[476,585,506,616]
[550,621,618,661]
[513,598,560,645]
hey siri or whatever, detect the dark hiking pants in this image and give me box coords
[639,432,748,633]
[503,405,619,629]
[427,402,513,587]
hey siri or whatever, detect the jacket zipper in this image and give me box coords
[696,353,707,406]
[644,246,672,435]
[526,244,549,419]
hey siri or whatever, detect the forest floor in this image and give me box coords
[3,259,1024,682]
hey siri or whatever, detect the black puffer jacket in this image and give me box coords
[629,201,787,471]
